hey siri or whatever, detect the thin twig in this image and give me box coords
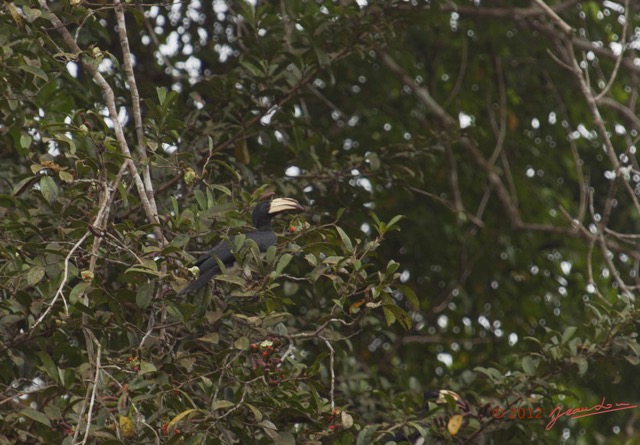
[488,56,507,166]
[321,336,336,411]
[444,35,469,108]
[407,185,484,228]
[32,231,89,328]
[595,0,629,101]
[377,50,457,128]
[80,338,102,445]
[532,0,574,35]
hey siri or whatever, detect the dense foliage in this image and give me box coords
[2,1,640,444]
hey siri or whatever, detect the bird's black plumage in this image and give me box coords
[178,198,303,296]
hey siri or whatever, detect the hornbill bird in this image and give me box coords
[178,197,304,296]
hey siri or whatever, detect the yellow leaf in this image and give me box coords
[235,139,250,164]
[167,408,201,431]
[7,3,23,27]
[119,415,135,438]
[447,414,463,436]
[349,298,366,314]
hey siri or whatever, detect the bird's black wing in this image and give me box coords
[178,230,277,296]
[178,238,235,296]
[244,230,277,251]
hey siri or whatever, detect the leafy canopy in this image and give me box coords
[1,1,640,444]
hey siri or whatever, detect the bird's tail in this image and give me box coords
[177,267,218,296]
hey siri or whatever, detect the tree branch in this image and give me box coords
[38,0,165,245]
[114,0,160,223]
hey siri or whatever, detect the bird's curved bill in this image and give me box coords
[426,389,462,404]
[269,197,304,214]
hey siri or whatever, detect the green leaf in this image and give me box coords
[26,265,45,286]
[20,134,32,149]
[274,432,296,445]
[69,281,90,304]
[246,403,263,422]
[336,226,352,251]
[474,366,504,382]
[522,356,539,376]
[198,332,220,344]
[212,400,235,410]
[11,176,38,196]
[265,245,277,264]
[568,337,582,356]
[369,212,381,227]
[234,336,250,350]
[213,159,241,180]
[194,189,206,210]
[39,176,58,204]
[20,64,48,82]
[386,259,399,275]
[397,285,420,310]
[275,253,293,275]
[55,134,76,154]
[356,425,379,445]
[211,184,233,197]
[139,361,157,375]
[156,86,167,104]
[20,408,51,427]
[170,234,190,248]
[571,356,588,377]
[407,421,428,438]
[314,46,330,67]
[625,355,640,365]
[561,326,577,343]
[304,253,317,267]
[22,5,42,23]
[125,267,160,277]
[322,256,343,265]
[136,282,154,309]
[387,214,405,229]
[215,274,246,286]
[58,170,74,183]
[523,336,542,346]
[382,306,396,326]
[382,304,412,329]
[262,312,292,326]
[37,351,59,383]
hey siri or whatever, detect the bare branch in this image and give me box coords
[532,0,574,35]
[38,0,165,245]
[79,338,102,445]
[377,51,457,129]
[321,336,336,411]
[114,0,160,221]
[597,96,640,132]
[594,0,629,101]
[438,1,580,21]
[31,231,89,328]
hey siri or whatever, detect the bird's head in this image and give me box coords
[253,197,304,229]
[425,389,461,405]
